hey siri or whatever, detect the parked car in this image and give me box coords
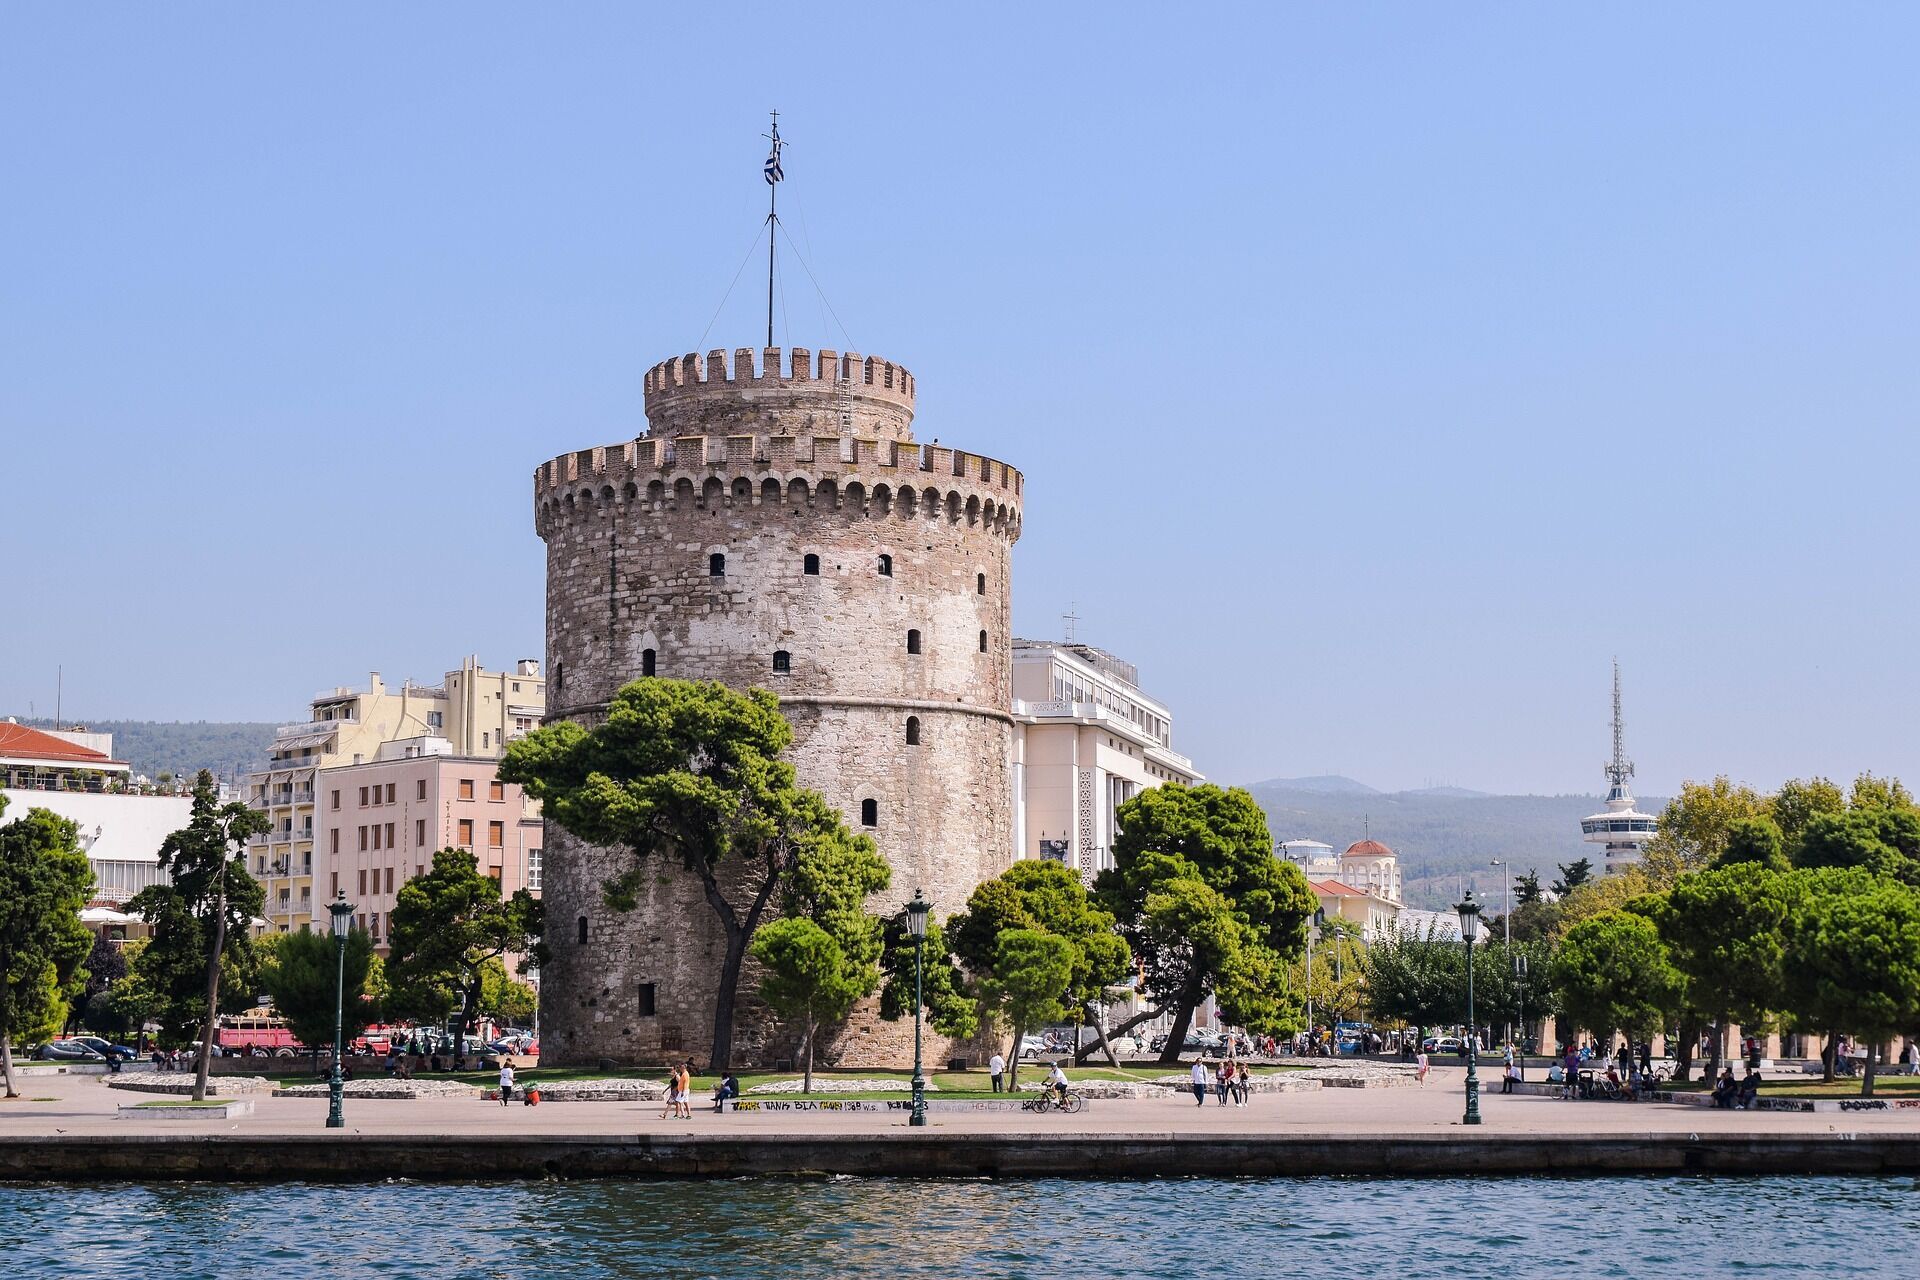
[33,1040,107,1063]
[1421,1035,1465,1055]
[1106,1035,1146,1057]
[1017,1034,1050,1060]
[68,1036,136,1061]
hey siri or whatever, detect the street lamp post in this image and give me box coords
[1514,952,1530,1081]
[326,890,354,1130]
[905,890,930,1128]
[1490,859,1511,1048]
[1456,889,1483,1126]
[1306,907,1326,1044]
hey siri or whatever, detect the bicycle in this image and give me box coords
[1021,1090,1085,1115]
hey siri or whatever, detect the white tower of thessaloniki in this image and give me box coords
[532,346,1023,1066]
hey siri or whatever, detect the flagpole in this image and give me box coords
[765,110,780,349]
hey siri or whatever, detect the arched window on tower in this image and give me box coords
[642,648,656,677]
[906,629,922,655]
[905,716,921,746]
[772,650,791,674]
[577,915,589,945]
[803,553,820,576]
[977,572,986,595]
[979,629,988,653]
[878,553,892,577]
[709,552,726,577]
[860,798,878,827]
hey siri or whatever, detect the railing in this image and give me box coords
[1147,744,1195,772]
[275,718,352,740]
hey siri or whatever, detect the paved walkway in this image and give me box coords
[8,1066,1919,1139]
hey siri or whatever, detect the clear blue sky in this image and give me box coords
[5,5,1917,797]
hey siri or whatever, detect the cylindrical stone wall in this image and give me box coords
[533,347,1023,1068]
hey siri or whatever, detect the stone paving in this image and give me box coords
[9,1065,1920,1141]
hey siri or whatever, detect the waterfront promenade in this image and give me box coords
[5,1066,1919,1179]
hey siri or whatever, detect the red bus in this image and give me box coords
[215,1014,302,1056]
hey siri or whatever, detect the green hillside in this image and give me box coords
[1250,778,1665,910]
[9,717,277,783]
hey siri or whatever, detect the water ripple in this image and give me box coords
[2,1176,1915,1279]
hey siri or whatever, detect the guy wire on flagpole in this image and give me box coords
[763,110,784,349]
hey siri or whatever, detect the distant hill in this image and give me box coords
[1249,779,1666,910]
[1266,775,1379,795]
[8,717,277,783]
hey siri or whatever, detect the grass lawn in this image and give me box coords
[415,1062,1311,1098]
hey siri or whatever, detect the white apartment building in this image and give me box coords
[1010,639,1202,876]
[0,720,190,910]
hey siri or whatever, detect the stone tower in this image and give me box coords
[532,346,1023,1066]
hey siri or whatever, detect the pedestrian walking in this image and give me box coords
[498,1060,514,1106]
[1190,1058,1209,1106]
[1561,1045,1579,1099]
[989,1051,1006,1093]
[1415,1048,1430,1085]
[1216,1058,1233,1105]
[678,1059,696,1119]
[1235,1061,1251,1106]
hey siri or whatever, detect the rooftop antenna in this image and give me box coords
[55,665,62,731]
[1606,657,1633,792]
[1062,604,1080,644]
[762,110,785,349]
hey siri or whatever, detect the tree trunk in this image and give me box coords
[1822,1030,1838,1083]
[1672,1019,1696,1085]
[1154,995,1199,1066]
[700,861,783,1071]
[458,973,482,1062]
[1862,1042,1878,1098]
[1075,1004,1162,1064]
[801,1014,815,1095]
[1007,1020,1024,1089]
[1087,1002,1120,1067]
[193,887,228,1103]
[0,1035,17,1099]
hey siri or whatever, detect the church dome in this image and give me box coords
[1343,839,1394,858]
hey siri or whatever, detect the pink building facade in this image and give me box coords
[314,740,541,951]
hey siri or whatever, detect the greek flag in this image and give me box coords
[764,147,783,184]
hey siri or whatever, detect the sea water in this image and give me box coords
[6,1176,1916,1277]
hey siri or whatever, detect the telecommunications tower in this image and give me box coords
[1579,660,1657,874]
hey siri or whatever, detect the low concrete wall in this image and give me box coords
[3,1132,1918,1181]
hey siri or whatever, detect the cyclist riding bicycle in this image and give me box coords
[1047,1061,1070,1105]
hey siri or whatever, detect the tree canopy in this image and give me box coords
[752,814,890,1091]
[259,927,379,1055]
[928,859,1130,1080]
[1779,868,1920,1095]
[386,847,542,1053]
[1550,858,1595,898]
[1551,910,1682,1042]
[1360,919,1466,1032]
[1650,863,1790,1042]
[502,677,877,1068]
[0,799,95,1096]
[125,769,270,1099]
[1096,783,1314,1061]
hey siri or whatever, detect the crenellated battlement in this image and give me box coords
[532,431,1023,542]
[642,347,917,442]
